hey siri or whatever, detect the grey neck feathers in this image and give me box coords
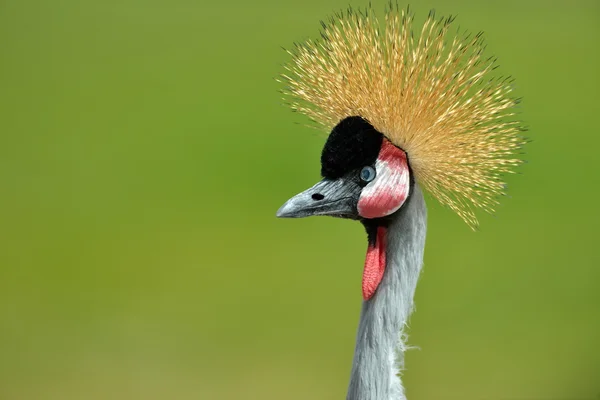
[346,184,427,400]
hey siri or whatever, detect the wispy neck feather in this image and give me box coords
[347,185,427,400]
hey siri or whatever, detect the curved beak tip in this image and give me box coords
[275,201,293,218]
[276,196,307,218]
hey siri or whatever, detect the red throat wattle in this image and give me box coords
[362,226,387,300]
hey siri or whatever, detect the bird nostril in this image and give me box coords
[312,193,325,201]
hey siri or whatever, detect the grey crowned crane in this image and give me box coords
[276,6,525,400]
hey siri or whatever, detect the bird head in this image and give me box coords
[277,116,414,301]
[277,116,411,222]
[275,6,526,300]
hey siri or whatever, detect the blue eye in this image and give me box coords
[360,166,376,182]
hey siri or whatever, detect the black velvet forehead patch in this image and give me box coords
[321,116,384,179]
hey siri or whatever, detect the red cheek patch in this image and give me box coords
[362,226,387,300]
[357,140,410,219]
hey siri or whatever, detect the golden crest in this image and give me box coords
[281,5,526,228]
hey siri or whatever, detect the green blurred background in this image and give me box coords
[0,0,598,399]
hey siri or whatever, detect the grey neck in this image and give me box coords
[346,185,427,400]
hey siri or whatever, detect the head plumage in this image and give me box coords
[280,5,526,229]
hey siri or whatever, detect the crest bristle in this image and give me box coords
[281,6,526,229]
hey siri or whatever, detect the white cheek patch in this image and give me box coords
[357,141,410,219]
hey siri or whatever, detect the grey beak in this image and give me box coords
[276,178,360,219]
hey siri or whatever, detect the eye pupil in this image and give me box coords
[360,166,376,182]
